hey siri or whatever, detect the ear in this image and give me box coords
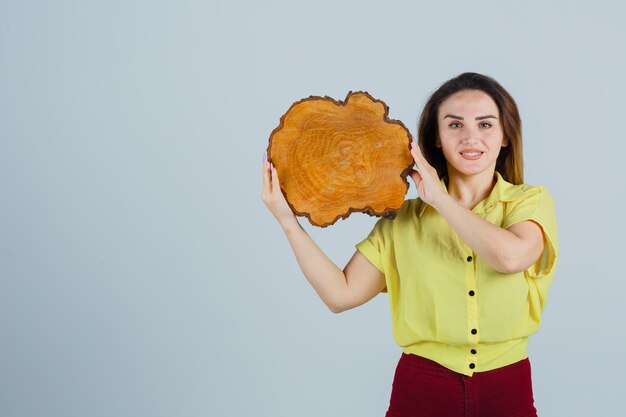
[501,137,509,147]
[435,136,441,148]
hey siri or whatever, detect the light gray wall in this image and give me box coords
[1,1,624,416]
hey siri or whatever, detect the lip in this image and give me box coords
[459,149,484,160]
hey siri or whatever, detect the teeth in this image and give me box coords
[462,152,482,156]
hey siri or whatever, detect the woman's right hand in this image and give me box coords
[262,154,297,227]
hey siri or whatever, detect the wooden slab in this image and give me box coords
[267,91,414,227]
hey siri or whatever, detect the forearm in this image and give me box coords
[433,194,522,273]
[280,218,348,312]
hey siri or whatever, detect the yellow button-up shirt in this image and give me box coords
[356,171,558,376]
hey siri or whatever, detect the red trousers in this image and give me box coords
[386,353,538,417]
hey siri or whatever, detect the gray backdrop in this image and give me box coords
[2,1,625,416]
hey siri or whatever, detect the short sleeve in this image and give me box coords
[355,218,385,273]
[502,186,559,279]
[355,218,388,292]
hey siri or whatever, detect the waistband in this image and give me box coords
[400,352,530,380]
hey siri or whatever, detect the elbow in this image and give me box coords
[325,281,350,314]
[327,300,347,314]
[496,224,546,274]
[328,300,360,314]
[497,262,517,275]
[497,255,529,274]
[329,305,344,314]
[327,293,356,313]
[494,253,519,274]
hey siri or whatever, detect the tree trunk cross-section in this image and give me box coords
[267,91,414,227]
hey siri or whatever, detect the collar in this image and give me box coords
[417,171,525,217]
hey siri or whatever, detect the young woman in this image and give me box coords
[262,72,558,417]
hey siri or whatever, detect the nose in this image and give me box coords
[461,125,480,144]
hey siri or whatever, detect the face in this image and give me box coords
[436,89,507,178]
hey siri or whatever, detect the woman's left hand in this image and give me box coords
[409,140,448,208]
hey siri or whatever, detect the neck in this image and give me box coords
[445,167,497,210]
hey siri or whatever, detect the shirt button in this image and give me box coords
[467,256,473,262]
[471,349,477,354]
[469,363,476,369]
[471,329,477,335]
[469,290,475,296]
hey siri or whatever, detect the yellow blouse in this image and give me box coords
[356,171,559,376]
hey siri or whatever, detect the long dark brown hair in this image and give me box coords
[417,72,524,184]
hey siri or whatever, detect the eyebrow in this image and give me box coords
[443,114,498,120]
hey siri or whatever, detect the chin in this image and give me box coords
[449,163,494,177]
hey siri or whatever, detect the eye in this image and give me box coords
[479,122,492,128]
[449,122,462,128]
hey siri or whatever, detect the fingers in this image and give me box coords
[261,150,282,201]
[262,153,275,200]
[270,162,279,188]
[410,140,426,177]
[408,168,423,191]
[262,154,269,189]
[410,140,426,165]
[409,168,422,184]
[410,140,437,178]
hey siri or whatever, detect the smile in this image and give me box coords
[460,151,483,160]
